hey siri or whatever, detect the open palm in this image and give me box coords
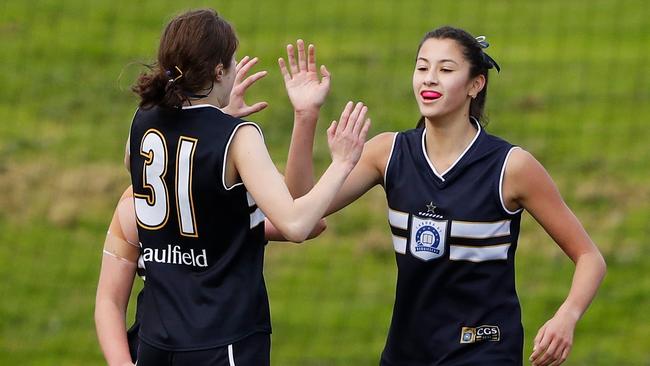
[279,39,331,112]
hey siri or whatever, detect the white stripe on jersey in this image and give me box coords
[391,234,407,254]
[246,192,255,207]
[450,220,510,239]
[250,208,265,229]
[449,243,510,262]
[388,208,409,230]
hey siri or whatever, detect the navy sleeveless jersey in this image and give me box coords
[129,104,270,351]
[381,120,523,365]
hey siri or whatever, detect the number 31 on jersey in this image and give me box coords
[134,129,198,237]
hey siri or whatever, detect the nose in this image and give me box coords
[423,70,438,86]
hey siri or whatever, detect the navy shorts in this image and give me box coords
[136,332,270,366]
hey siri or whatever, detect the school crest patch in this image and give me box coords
[410,215,447,261]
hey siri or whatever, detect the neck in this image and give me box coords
[423,109,478,170]
[182,82,226,108]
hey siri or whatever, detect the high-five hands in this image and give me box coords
[328,102,371,169]
[222,56,269,118]
[279,39,331,113]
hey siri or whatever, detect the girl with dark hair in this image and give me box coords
[95,8,370,366]
[284,26,606,365]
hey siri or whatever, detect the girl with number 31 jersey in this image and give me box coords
[95,8,369,366]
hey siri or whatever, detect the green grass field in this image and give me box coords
[1,0,649,364]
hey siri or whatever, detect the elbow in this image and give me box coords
[279,221,309,243]
[583,250,607,281]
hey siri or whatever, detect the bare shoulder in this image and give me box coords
[233,124,264,141]
[506,148,547,179]
[230,124,266,157]
[504,147,556,203]
[366,132,397,158]
[364,131,398,172]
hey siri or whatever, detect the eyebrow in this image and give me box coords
[416,57,459,65]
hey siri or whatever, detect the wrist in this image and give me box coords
[221,105,234,117]
[330,159,355,175]
[294,108,320,119]
[556,303,582,323]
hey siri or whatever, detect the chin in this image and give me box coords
[418,107,442,120]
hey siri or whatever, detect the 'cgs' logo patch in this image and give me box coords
[409,215,447,261]
[460,325,501,344]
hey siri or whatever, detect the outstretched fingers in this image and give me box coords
[278,57,291,83]
[336,101,355,134]
[286,43,299,74]
[236,56,250,74]
[238,70,268,92]
[235,56,259,85]
[344,102,365,133]
[297,39,307,72]
[307,44,316,73]
[352,106,369,136]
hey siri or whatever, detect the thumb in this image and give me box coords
[239,102,269,118]
[327,120,337,140]
[321,65,331,86]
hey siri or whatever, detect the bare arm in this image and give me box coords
[95,187,139,366]
[283,97,394,217]
[230,103,370,242]
[503,149,606,366]
[264,218,327,242]
[323,131,394,216]
[279,39,331,197]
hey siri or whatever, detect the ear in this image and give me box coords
[214,63,225,82]
[468,74,486,99]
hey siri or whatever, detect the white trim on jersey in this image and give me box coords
[383,132,398,188]
[421,117,482,182]
[228,344,236,366]
[388,208,409,230]
[391,234,407,254]
[222,122,264,191]
[181,104,222,111]
[449,243,511,262]
[499,146,525,215]
[450,220,510,239]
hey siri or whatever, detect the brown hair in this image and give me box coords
[415,26,495,128]
[132,9,238,109]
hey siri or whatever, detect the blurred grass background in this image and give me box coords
[1,0,649,364]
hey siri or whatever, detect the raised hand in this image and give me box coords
[327,102,371,169]
[222,56,269,118]
[278,39,331,113]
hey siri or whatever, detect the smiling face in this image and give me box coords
[413,38,484,122]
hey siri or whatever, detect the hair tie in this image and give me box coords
[166,65,184,84]
[475,35,501,73]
